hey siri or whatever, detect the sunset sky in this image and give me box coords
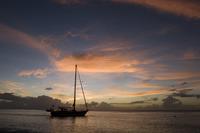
[0,0,200,106]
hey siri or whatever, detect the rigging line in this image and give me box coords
[77,70,88,110]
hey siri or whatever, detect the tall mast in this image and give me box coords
[73,64,77,111]
[78,71,88,110]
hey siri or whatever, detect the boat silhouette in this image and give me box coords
[46,65,88,117]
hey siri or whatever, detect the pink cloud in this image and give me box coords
[183,50,200,60]
[112,0,200,19]
[0,23,61,58]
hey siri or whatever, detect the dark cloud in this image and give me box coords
[45,87,53,91]
[162,96,182,108]
[170,88,200,99]
[72,52,96,60]
[181,82,188,86]
[151,97,158,101]
[0,93,114,111]
[130,97,159,105]
[0,93,65,109]
[88,101,98,107]
[168,82,200,98]
[178,88,193,93]
[172,92,200,99]
[170,82,190,92]
[130,100,145,104]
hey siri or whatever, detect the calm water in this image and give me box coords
[0,110,200,133]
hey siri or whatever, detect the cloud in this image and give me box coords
[172,92,200,99]
[54,53,142,73]
[88,40,134,52]
[45,87,53,91]
[52,38,200,82]
[0,80,29,96]
[52,0,200,19]
[130,100,145,104]
[2,23,197,82]
[162,96,182,108]
[171,88,200,99]
[147,71,200,81]
[44,83,74,102]
[151,97,158,101]
[127,88,168,97]
[64,31,93,40]
[0,93,66,109]
[127,81,200,98]
[112,0,200,19]
[169,81,190,92]
[90,87,167,100]
[183,50,200,60]
[0,23,61,58]
[164,81,200,99]
[53,40,151,73]
[18,68,50,79]
[53,0,86,5]
[50,93,71,102]
[130,97,158,104]
[129,82,162,89]
[180,82,188,86]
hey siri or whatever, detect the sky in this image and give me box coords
[0,0,200,107]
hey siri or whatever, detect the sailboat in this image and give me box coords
[47,65,88,117]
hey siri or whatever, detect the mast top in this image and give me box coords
[73,64,77,111]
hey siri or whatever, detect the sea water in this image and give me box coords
[0,110,200,133]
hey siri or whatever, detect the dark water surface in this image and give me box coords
[0,110,200,133]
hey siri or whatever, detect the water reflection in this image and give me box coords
[49,116,88,133]
[0,110,200,133]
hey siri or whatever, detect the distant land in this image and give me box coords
[0,93,200,112]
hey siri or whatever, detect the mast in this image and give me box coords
[78,71,88,110]
[73,64,77,111]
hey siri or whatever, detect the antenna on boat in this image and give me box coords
[73,64,77,111]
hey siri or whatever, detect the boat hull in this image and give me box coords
[50,110,88,117]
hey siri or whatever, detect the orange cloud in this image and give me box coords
[129,82,162,89]
[18,68,50,79]
[183,50,200,60]
[149,71,200,80]
[112,0,200,19]
[80,86,168,103]
[127,88,168,97]
[54,53,142,73]
[53,39,156,73]
[53,40,200,82]
[0,23,61,58]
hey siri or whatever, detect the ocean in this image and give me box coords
[0,110,200,133]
